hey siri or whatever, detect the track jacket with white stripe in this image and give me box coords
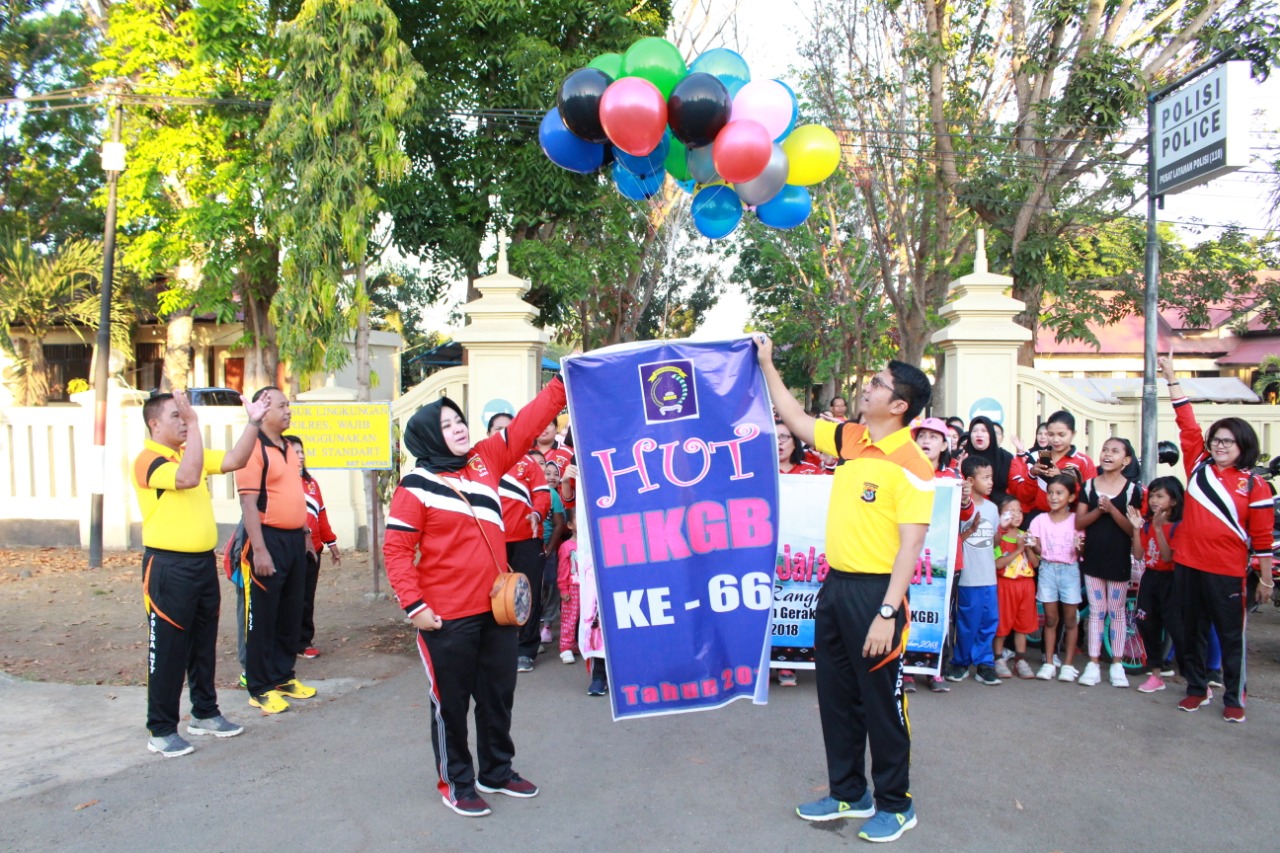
[498,455,551,544]
[384,378,567,620]
[1170,396,1273,576]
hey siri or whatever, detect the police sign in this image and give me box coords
[1152,61,1251,196]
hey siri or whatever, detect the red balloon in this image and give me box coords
[599,77,668,156]
[712,119,772,183]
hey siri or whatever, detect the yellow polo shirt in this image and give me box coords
[812,420,935,574]
[133,438,227,552]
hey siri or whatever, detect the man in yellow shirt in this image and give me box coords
[755,333,934,844]
[133,389,267,757]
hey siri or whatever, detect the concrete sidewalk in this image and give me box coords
[1,654,1277,852]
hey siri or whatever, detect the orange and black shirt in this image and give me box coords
[234,435,307,530]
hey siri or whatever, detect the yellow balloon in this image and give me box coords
[782,125,841,186]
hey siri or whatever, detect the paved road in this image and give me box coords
[1,650,1278,852]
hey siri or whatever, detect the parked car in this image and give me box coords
[150,387,243,406]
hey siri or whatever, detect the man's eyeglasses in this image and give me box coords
[868,374,902,401]
[1209,437,1236,448]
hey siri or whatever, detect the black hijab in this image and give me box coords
[964,415,1013,501]
[404,396,469,474]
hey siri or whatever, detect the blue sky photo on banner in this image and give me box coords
[562,338,778,720]
[770,480,961,677]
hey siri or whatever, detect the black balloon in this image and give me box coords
[667,72,732,148]
[558,67,613,144]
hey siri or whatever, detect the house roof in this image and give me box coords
[1038,275,1280,362]
[1036,312,1230,356]
[1216,336,1280,366]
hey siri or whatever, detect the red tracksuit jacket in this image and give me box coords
[384,379,567,621]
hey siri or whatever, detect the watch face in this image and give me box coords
[879,605,896,619]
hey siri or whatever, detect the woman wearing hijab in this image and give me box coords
[383,377,566,818]
[963,416,1014,507]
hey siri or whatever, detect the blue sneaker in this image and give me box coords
[796,791,875,821]
[857,804,917,843]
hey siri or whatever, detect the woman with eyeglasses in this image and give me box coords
[1159,356,1273,723]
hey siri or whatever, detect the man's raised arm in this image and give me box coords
[753,332,816,448]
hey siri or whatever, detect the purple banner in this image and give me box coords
[563,338,778,720]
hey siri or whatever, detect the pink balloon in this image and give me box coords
[599,77,668,156]
[730,79,794,140]
[712,119,772,183]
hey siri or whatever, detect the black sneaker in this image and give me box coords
[587,678,608,696]
[975,665,1002,685]
[442,792,491,817]
[944,665,969,682]
[1207,669,1225,689]
[477,772,539,798]
[516,656,534,673]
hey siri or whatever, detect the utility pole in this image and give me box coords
[88,97,125,569]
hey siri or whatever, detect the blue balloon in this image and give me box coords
[687,143,719,183]
[690,47,751,97]
[539,107,604,174]
[775,79,799,141]
[756,184,811,229]
[614,132,671,178]
[675,178,696,195]
[691,184,743,239]
[613,162,665,200]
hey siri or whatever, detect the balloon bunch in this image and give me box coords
[539,39,842,240]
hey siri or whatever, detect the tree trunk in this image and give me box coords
[27,337,49,406]
[161,309,193,391]
[242,285,279,392]
[896,302,930,366]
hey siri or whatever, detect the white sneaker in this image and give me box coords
[994,659,1013,679]
[559,650,575,664]
[1077,662,1102,686]
[1053,654,1062,667]
[1057,664,1080,682]
[1109,662,1129,687]
[1035,662,1057,681]
[1000,647,1016,662]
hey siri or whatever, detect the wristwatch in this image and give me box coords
[878,604,898,620]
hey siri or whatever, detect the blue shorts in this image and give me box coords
[1037,560,1082,605]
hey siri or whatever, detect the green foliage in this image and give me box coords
[511,187,721,348]
[733,172,897,401]
[0,1,104,246]
[382,0,670,309]
[94,0,285,368]
[0,236,133,405]
[263,0,427,378]
[917,0,1280,351]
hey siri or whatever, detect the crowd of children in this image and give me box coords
[890,367,1276,723]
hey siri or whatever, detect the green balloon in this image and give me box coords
[621,37,687,99]
[587,52,623,80]
[665,137,691,182]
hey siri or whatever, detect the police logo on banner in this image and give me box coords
[639,360,699,424]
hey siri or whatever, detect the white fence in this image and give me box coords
[8,365,1280,549]
[0,365,472,550]
[1,397,363,549]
